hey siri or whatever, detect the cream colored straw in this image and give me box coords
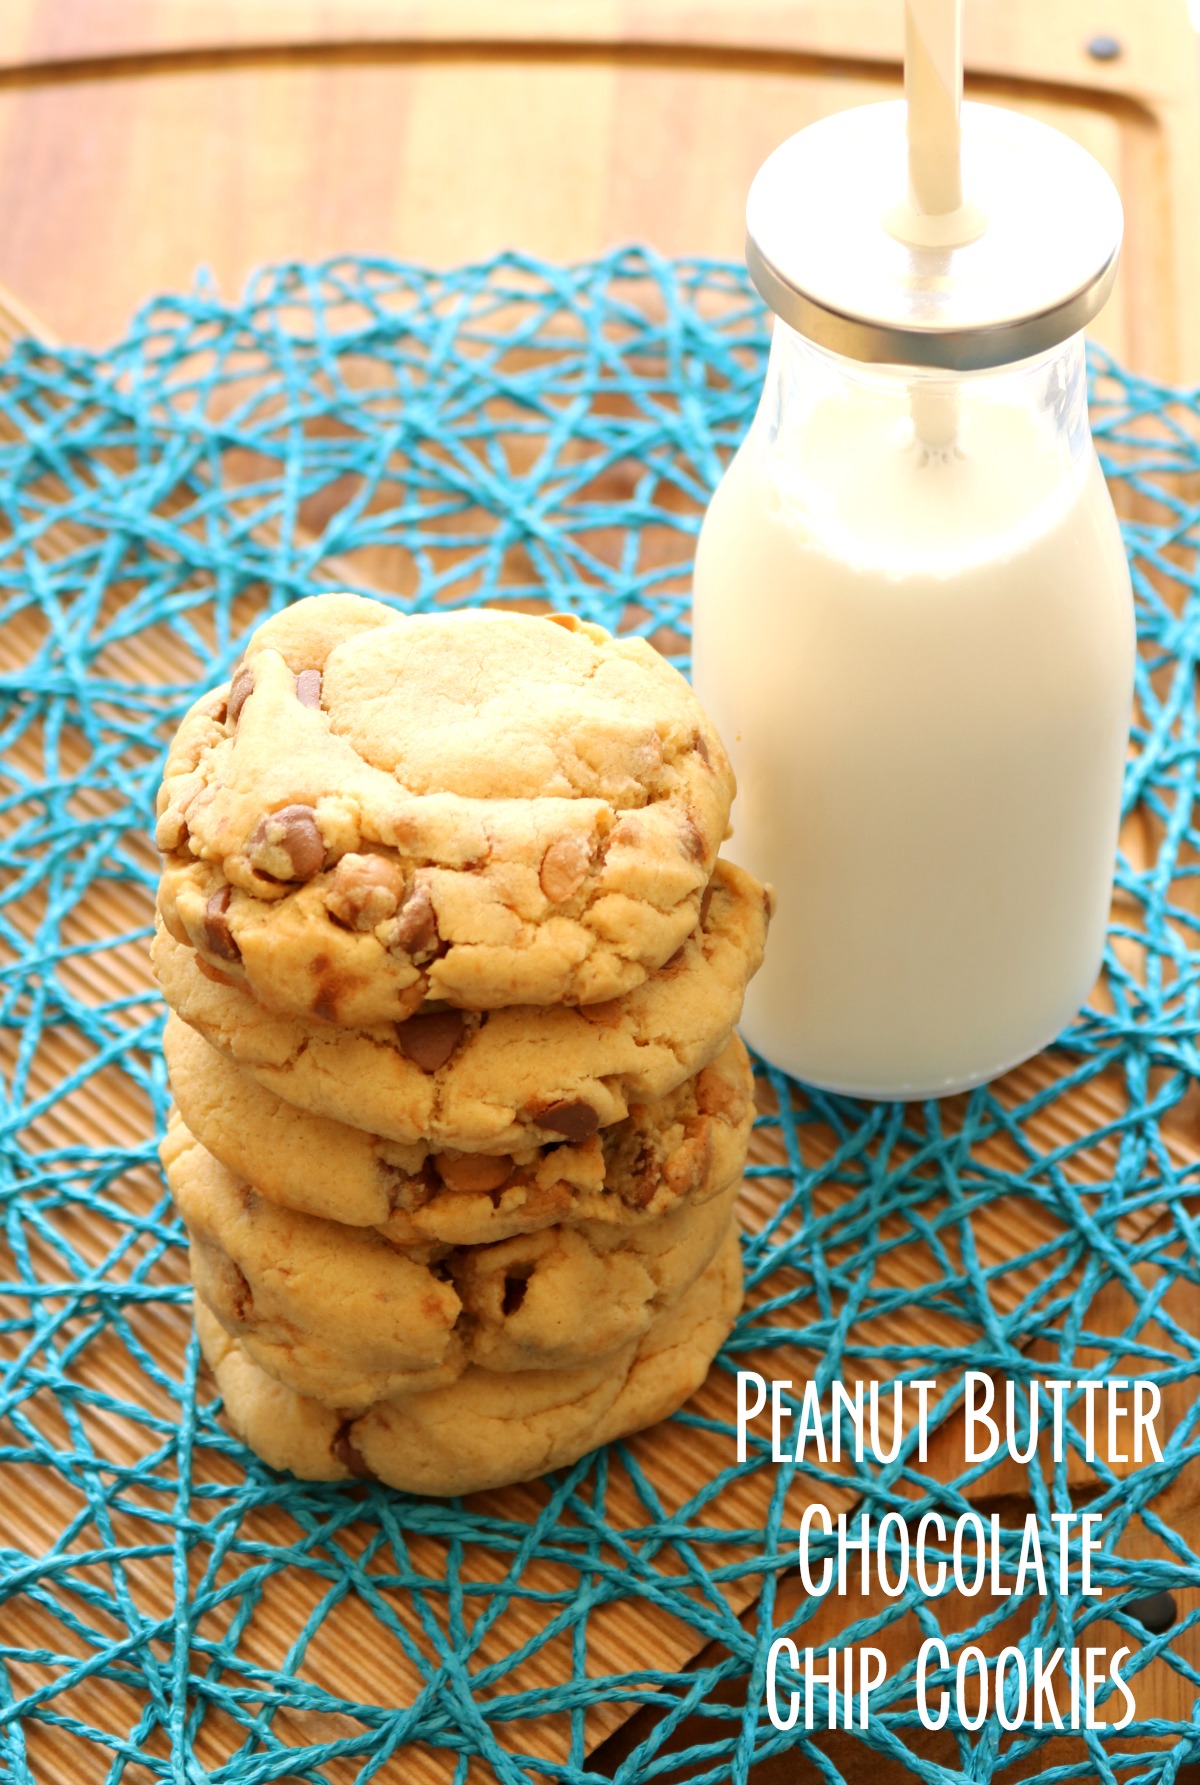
[904,0,964,449]
[905,0,963,216]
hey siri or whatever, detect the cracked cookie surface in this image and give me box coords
[153,857,770,1154]
[165,1017,755,1248]
[195,1225,742,1495]
[164,1110,739,1408]
[156,594,735,1024]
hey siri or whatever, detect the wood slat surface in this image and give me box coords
[0,4,1198,1778]
[0,273,1196,1778]
[0,0,1197,375]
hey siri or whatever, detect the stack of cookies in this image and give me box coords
[152,594,770,1496]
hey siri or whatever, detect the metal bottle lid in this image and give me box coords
[746,101,1123,370]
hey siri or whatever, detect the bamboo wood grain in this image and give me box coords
[0,4,1198,1772]
[0,0,1196,375]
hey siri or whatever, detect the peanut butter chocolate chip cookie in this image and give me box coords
[195,1225,743,1496]
[164,1016,755,1248]
[153,857,770,1154]
[165,1111,737,1403]
[156,594,735,1024]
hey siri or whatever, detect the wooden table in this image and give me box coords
[0,0,1198,377]
[0,3,1197,1780]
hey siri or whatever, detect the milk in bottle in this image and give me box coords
[692,94,1134,1097]
[693,332,1134,1096]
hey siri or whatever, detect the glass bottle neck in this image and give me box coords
[759,324,1092,467]
[748,324,1096,574]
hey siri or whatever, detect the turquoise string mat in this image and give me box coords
[0,249,1197,1785]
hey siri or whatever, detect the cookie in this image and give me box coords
[165,1109,739,1405]
[163,1112,463,1410]
[156,595,736,1025]
[154,857,770,1154]
[164,1016,755,1248]
[195,1225,743,1496]
[450,1179,737,1372]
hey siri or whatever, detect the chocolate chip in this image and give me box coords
[388,884,439,960]
[227,666,255,724]
[202,1243,254,1324]
[537,1098,601,1143]
[693,732,712,767]
[230,1262,254,1324]
[295,669,322,709]
[200,884,241,963]
[681,817,706,862]
[332,1422,377,1482]
[396,1009,466,1072]
[502,1271,531,1317]
[249,805,326,882]
[312,986,340,1024]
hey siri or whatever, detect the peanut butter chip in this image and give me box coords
[539,834,591,904]
[326,854,405,931]
[249,805,326,882]
[295,668,322,708]
[396,1009,466,1072]
[388,884,439,958]
[434,1153,513,1194]
[201,884,241,962]
[538,1098,601,1142]
[227,667,254,723]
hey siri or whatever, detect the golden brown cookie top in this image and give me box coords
[153,857,770,1154]
[165,1110,736,1413]
[194,1228,743,1496]
[155,595,736,1021]
[164,1015,754,1248]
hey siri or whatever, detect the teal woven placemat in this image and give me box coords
[0,251,1197,1785]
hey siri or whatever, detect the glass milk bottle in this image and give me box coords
[693,101,1135,1099]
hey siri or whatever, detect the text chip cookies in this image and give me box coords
[154,594,770,1496]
